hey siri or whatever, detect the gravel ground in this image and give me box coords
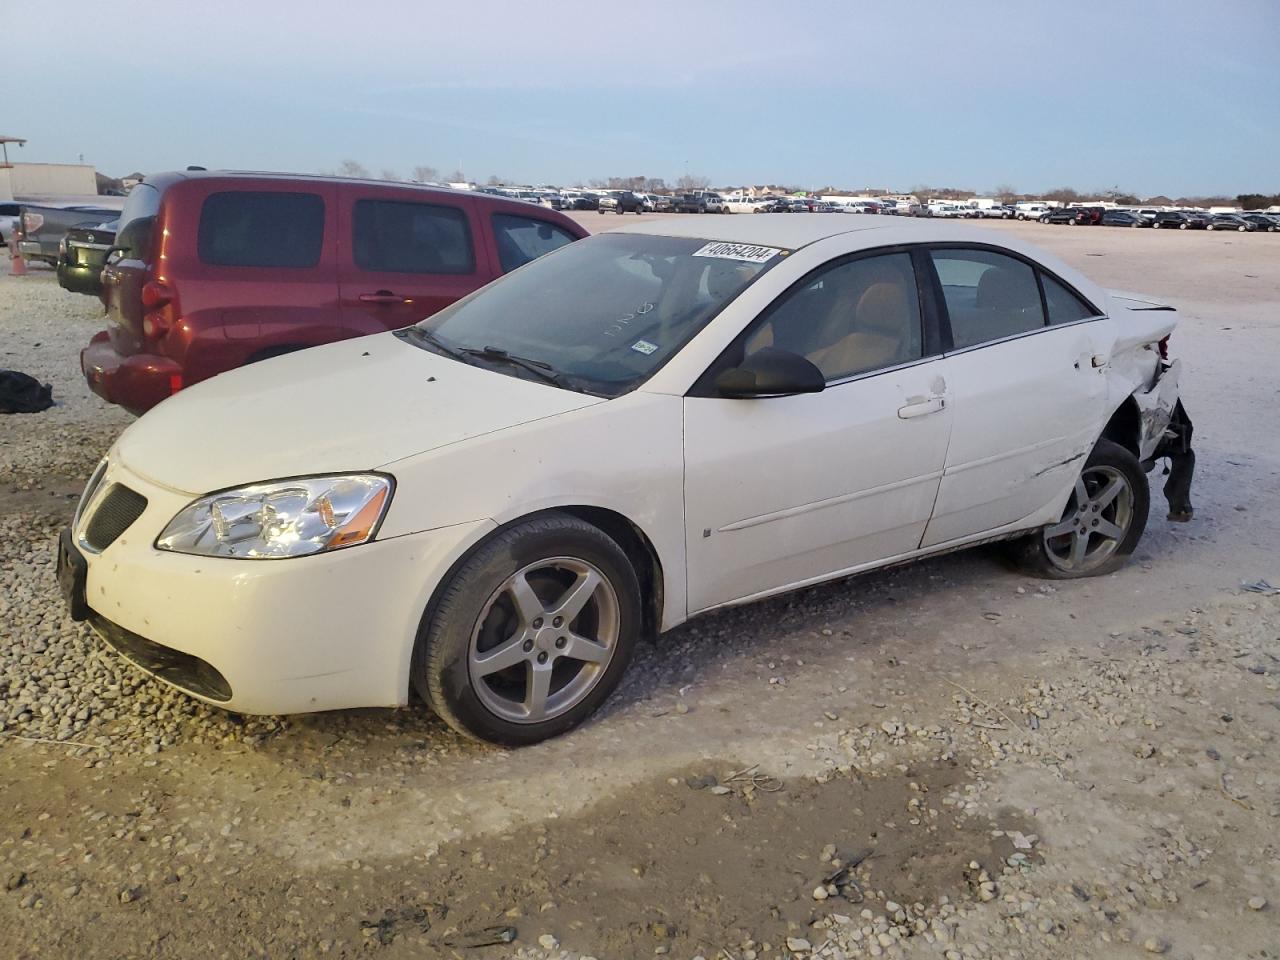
[0,261,131,493]
[1,226,1278,959]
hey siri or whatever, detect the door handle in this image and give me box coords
[898,396,946,419]
[358,290,410,304]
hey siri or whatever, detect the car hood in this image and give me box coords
[115,333,604,495]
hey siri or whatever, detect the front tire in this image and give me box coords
[1010,439,1149,580]
[412,513,642,745]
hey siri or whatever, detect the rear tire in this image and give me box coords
[411,513,642,745]
[1009,439,1149,580]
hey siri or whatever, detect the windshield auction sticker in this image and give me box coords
[691,242,783,263]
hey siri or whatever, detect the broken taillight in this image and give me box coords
[142,312,171,338]
[141,281,174,309]
[1157,336,1170,359]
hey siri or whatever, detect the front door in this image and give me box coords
[683,250,953,613]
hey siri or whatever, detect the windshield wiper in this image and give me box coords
[461,346,576,390]
[398,326,466,360]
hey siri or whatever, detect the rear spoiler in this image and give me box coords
[1106,289,1175,311]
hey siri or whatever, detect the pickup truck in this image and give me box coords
[15,203,120,265]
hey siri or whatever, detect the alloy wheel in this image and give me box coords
[468,557,620,724]
[1042,466,1135,574]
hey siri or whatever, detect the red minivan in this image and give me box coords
[83,171,588,414]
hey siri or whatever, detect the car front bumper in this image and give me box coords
[60,456,494,715]
[81,331,184,414]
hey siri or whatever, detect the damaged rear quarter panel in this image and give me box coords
[1102,291,1181,460]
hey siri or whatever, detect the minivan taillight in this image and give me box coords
[20,211,43,233]
[141,281,174,309]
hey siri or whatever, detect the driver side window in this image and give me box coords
[745,252,923,382]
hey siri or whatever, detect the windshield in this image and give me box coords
[410,232,782,396]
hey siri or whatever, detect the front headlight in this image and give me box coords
[156,474,392,559]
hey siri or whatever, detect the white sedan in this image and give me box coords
[58,217,1195,745]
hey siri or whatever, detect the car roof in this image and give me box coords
[143,169,480,201]
[607,213,1109,308]
[610,212,992,250]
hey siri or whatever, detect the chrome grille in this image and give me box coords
[83,484,148,552]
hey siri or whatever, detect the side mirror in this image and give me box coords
[715,347,825,398]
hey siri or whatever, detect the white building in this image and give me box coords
[0,162,98,201]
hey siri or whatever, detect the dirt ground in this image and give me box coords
[1,219,1278,960]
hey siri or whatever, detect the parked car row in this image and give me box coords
[1037,206,1280,232]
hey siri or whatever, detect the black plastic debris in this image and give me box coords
[0,370,53,413]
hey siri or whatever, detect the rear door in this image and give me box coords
[338,186,493,332]
[920,246,1110,547]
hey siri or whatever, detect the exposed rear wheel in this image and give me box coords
[412,513,641,745]
[1010,439,1149,579]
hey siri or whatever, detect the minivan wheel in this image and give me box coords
[1011,440,1149,579]
[1179,222,1188,229]
[412,513,641,745]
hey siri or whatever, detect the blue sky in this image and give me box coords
[12,0,1279,197]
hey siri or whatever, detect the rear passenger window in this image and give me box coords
[930,249,1044,349]
[354,200,474,274]
[198,192,324,268]
[1041,273,1096,324]
[492,214,576,272]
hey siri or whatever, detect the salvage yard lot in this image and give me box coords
[1,220,1278,959]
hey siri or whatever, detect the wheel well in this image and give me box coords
[556,506,665,637]
[1101,398,1141,459]
[416,507,666,648]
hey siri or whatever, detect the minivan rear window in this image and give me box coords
[353,200,474,275]
[198,191,325,268]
